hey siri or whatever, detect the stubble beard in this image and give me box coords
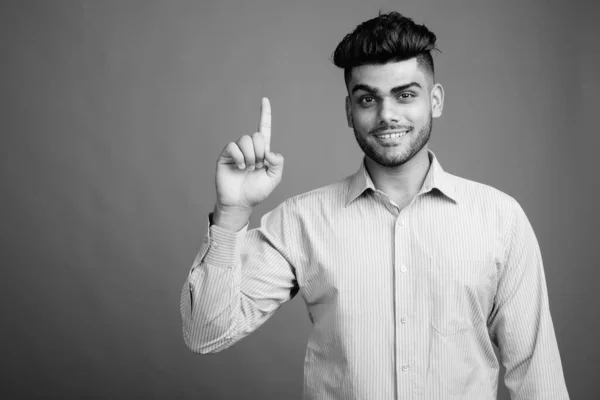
[353,115,433,168]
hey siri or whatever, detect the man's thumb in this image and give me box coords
[264,151,284,176]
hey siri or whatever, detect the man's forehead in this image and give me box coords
[349,59,427,91]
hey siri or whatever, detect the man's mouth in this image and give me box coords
[373,129,411,139]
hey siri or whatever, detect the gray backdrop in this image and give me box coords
[1,0,598,399]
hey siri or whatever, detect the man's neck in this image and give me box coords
[364,146,431,209]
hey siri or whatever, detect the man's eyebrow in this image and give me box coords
[351,82,422,95]
[351,84,379,95]
[390,82,422,94]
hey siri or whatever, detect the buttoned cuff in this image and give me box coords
[198,212,248,269]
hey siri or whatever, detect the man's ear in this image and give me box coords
[431,83,444,118]
[345,96,353,128]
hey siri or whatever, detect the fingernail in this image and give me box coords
[248,165,255,171]
[238,163,245,170]
[256,162,263,169]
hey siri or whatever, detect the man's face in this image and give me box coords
[345,58,444,168]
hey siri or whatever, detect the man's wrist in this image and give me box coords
[212,204,252,232]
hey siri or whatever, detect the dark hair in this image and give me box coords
[332,12,438,86]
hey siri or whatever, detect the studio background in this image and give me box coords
[1,0,598,399]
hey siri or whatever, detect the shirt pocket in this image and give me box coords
[429,257,490,337]
[427,257,486,394]
[428,322,478,395]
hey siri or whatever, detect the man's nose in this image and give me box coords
[378,99,399,124]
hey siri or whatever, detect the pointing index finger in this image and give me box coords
[259,97,272,152]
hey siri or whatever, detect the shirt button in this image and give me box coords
[397,219,404,227]
[401,315,408,324]
[203,237,209,244]
[212,242,218,249]
[400,264,407,273]
[402,364,409,372]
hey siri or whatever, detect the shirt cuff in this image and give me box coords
[200,212,248,269]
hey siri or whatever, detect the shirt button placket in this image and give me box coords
[394,214,411,395]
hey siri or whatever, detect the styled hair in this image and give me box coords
[332,12,438,86]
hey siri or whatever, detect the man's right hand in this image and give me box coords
[213,98,284,231]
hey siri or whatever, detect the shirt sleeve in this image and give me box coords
[487,201,569,399]
[180,201,299,354]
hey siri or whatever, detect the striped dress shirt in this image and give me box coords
[180,150,569,400]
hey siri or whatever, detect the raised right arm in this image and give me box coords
[180,98,296,353]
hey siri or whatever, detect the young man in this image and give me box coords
[181,12,569,400]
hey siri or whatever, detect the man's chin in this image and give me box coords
[380,159,410,168]
[367,153,410,168]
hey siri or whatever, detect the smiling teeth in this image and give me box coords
[377,131,407,139]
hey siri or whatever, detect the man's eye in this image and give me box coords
[360,96,375,105]
[398,93,414,99]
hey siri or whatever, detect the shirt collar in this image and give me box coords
[345,149,458,207]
